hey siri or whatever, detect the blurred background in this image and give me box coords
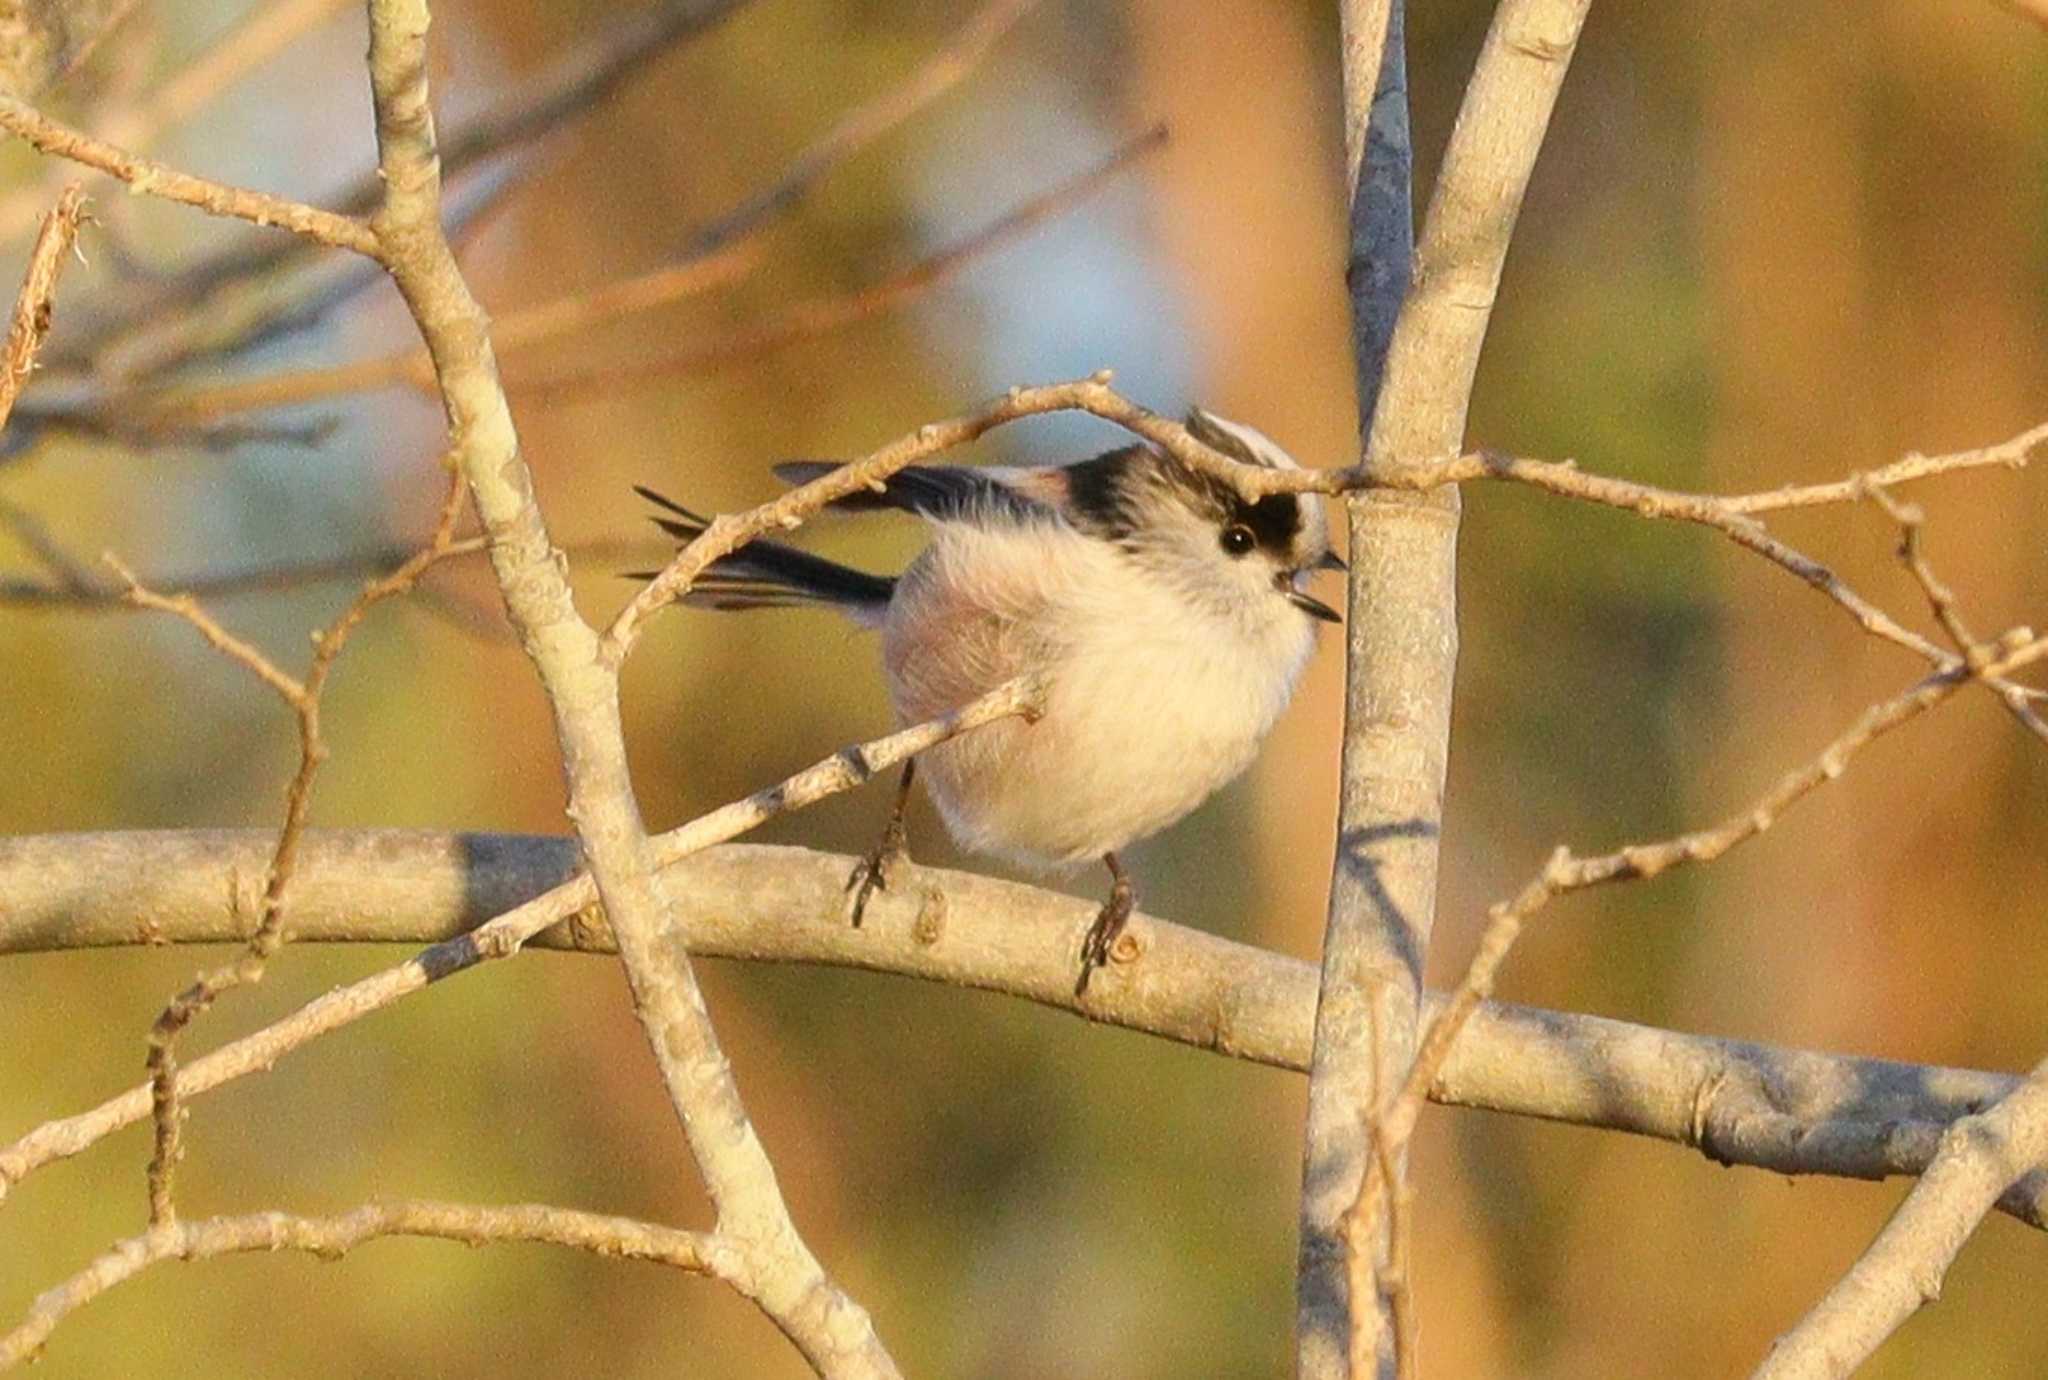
[3,0,2046,1375]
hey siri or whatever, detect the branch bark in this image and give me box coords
[1754,1058,2048,1379]
[357,2,898,1373]
[1300,1,1590,1374]
[6,831,2045,1234]
[0,1200,738,1370]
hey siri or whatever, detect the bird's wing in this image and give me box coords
[772,462,1053,525]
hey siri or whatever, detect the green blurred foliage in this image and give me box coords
[3,0,2046,1376]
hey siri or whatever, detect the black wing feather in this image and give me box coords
[630,484,894,611]
[772,462,1045,524]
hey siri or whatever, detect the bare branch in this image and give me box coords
[7,830,2046,1232]
[0,92,379,256]
[0,681,1020,1215]
[362,2,906,1369]
[1755,1057,2048,1379]
[1866,482,2048,742]
[0,0,355,243]
[1304,0,1592,1371]
[102,552,306,702]
[104,468,469,1224]
[0,1200,738,1370]
[1723,420,2047,514]
[0,183,85,433]
[1359,630,2048,1243]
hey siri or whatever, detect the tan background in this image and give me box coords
[3,1,2045,1375]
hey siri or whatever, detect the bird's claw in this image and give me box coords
[845,823,909,929]
[1074,884,1134,997]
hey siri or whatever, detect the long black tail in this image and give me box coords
[631,485,895,615]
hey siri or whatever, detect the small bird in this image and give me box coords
[637,407,1342,992]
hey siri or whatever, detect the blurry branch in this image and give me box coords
[0,0,140,100]
[0,682,1039,1211]
[0,182,83,431]
[120,0,752,304]
[120,239,762,422]
[1357,627,2048,1283]
[0,1200,736,1370]
[0,89,380,255]
[679,0,1042,259]
[43,0,748,381]
[0,497,98,592]
[103,467,469,1225]
[0,533,671,609]
[0,0,355,243]
[510,126,1171,405]
[1756,1057,2048,1380]
[21,0,1069,429]
[71,157,524,383]
[5,833,2047,1233]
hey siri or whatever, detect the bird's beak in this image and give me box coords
[1316,549,1347,573]
[1286,588,1342,623]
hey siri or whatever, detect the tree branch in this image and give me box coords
[0,1200,739,1370]
[1754,1057,2048,1379]
[352,2,906,1371]
[1303,1,1591,1374]
[0,183,85,434]
[0,92,379,256]
[0,677,1038,1213]
[6,830,2046,1235]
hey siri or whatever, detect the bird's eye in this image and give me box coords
[1219,524,1256,557]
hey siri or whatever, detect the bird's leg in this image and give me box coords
[1075,851,1134,995]
[846,760,916,927]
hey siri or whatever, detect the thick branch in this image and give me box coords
[1754,1058,2048,1379]
[4,831,2044,1234]
[362,2,897,1373]
[1301,1,1590,1375]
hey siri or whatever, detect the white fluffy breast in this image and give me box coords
[880,517,1316,870]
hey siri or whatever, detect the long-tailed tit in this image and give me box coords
[636,407,1342,992]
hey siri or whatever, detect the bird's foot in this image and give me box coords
[1074,864,1135,996]
[845,818,910,928]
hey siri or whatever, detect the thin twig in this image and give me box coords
[0,184,87,433]
[1865,482,2048,742]
[1354,630,2048,1227]
[108,467,469,1224]
[1722,420,2046,513]
[0,1200,739,1370]
[0,92,379,257]
[0,0,355,243]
